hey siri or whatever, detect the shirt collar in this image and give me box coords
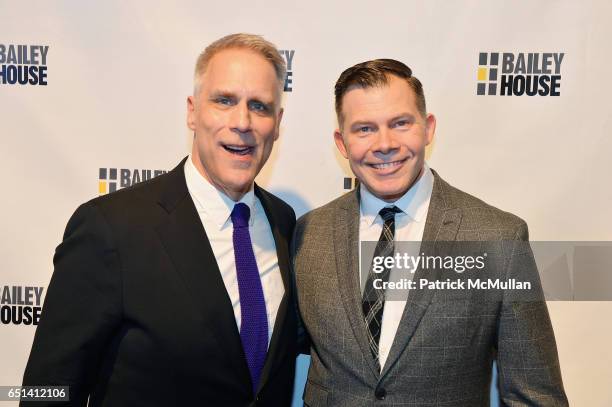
[359,162,434,226]
[184,154,256,230]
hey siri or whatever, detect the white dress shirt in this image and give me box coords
[184,155,284,346]
[359,163,434,369]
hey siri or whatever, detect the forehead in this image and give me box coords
[341,76,418,121]
[200,48,279,97]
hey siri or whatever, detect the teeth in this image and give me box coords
[226,145,248,152]
[372,161,402,169]
[224,145,252,155]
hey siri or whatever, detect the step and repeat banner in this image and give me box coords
[1,1,611,405]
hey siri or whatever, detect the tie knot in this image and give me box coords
[231,203,250,228]
[379,206,401,222]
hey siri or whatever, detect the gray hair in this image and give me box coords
[193,33,286,98]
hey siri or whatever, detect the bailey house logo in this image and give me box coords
[279,49,294,92]
[1,285,44,325]
[0,44,49,86]
[99,167,167,195]
[476,52,564,96]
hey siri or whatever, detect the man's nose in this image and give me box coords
[373,128,398,154]
[229,101,251,133]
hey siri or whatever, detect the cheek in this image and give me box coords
[347,141,369,163]
[407,131,430,150]
[256,120,279,144]
[258,139,274,158]
[198,109,225,133]
[409,141,428,158]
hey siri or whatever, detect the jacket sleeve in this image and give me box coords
[495,222,569,406]
[21,201,122,407]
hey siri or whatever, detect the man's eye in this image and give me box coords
[393,120,409,128]
[249,101,268,112]
[215,97,233,105]
[359,126,373,133]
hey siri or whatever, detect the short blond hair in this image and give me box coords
[193,33,286,97]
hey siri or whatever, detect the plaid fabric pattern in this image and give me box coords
[293,171,568,406]
[361,206,401,369]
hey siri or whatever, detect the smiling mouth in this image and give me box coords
[368,159,406,170]
[223,144,254,156]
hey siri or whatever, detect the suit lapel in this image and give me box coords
[381,171,463,378]
[154,158,251,391]
[254,185,291,393]
[334,190,381,379]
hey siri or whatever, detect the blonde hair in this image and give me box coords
[193,33,286,97]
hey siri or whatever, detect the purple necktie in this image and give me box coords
[231,202,268,394]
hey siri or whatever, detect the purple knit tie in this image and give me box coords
[231,202,268,394]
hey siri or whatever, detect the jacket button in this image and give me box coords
[375,387,386,400]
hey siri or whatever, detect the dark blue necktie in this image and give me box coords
[231,202,268,394]
[362,206,401,368]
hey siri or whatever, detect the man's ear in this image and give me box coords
[274,107,284,141]
[187,96,196,131]
[424,113,436,146]
[334,129,348,159]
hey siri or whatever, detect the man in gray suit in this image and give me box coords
[292,59,568,406]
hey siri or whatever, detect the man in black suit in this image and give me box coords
[22,33,297,406]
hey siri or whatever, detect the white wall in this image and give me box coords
[1,1,611,405]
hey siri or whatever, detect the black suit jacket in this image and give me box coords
[22,158,297,407]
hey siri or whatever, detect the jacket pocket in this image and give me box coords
[303,379,329,407]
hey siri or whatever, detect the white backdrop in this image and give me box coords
[1,1,611,405]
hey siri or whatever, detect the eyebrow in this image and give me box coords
[349,120,376,130]
[388,113,416,122]
[249,97,275,108]
[208,90,235,100]
[208,90,276,108]
[349,113,416,129]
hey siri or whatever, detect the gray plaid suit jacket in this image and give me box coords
[292,170,568,406]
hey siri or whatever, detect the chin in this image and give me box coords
[224,176,255,191]
[368,183,408,201]
[378,191,402,201]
